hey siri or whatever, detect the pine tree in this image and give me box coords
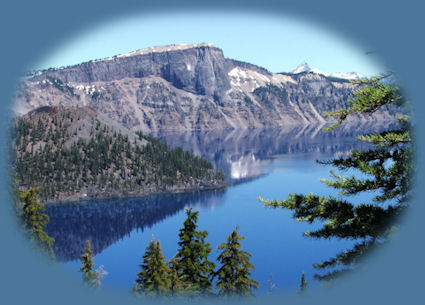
[134,239,171,296]
[215,227,259,297]
[259,75,413,280]
[79,240,97,287]
[300,273,308,292]
[18,187,55,258]
[167,256,184,296]
[172,208,215,295]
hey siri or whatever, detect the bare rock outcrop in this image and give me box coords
[13,43,399,132]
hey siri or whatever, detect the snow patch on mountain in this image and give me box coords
[228,67,272,92]
[292,62,311,74]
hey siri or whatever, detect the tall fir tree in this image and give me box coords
[18,187,55,258]
[215,227,259,297]
[79,240,97,287]
[259,75,413,280]
[172,208,215,295]
[134,239,171,297]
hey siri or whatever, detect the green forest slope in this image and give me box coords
[11,106,225,203]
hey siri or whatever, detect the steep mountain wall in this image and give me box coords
[14,44,398,132]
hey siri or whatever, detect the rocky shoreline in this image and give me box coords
[42,179,228,204]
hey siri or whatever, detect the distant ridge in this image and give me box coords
[14,44,398,132]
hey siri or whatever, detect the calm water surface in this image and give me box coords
[45,125,380,294]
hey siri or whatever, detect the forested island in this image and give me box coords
[11,106,225,203]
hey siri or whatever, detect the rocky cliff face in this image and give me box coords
[14,43,398,132]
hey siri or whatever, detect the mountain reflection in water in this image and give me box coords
[45,190,225,262]
[152,124,386,182]
[45,124,390,268]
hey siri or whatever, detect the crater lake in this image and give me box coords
[44,124,383,294]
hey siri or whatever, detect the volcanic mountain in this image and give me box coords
[12,105,224,203]
[14,43,397,132]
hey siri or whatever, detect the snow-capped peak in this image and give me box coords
[292,62,327,76]
[292,62,311,74]
[291,62,364,80]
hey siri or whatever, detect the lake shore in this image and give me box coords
[42,179,229,204]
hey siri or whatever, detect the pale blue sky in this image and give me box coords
[35,12,385,76]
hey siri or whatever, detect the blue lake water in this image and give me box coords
[44,125,380,294]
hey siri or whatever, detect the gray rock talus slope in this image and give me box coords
[13,43,397,132]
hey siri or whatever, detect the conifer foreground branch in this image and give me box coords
[260,74,413,280]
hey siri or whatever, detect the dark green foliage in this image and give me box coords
[323,77,405,129]
[18,187,55,257]
[168,265,184,296]
[172,208,215,295]
[135,131,221,183]
[79,240,97,287]
[215,227,258,297]
[259,75,413,279]
[11,107,224,201]
[165,256,186,297]
[134,239,171,296]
